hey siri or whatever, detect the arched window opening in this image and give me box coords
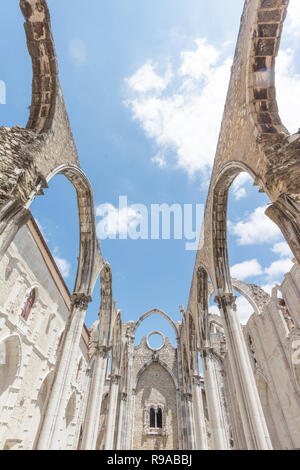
[21,288,36,321]
[149,407,163,429]
[150,408,155,428]
[135,313,177,348]
[227,171,294,318]
[156,408,162,429]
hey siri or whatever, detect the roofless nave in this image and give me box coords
[0,0,300,450]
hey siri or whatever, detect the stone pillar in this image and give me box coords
[81,346,109,450]
[116,392,127,450]
[36,293,91,450]
[192,375,208,450]
[122,325,135,450]
[184,393,196,450]
[104,374,120,450]
[201,350,230,450]
[215,294,272,450]
[0,200,31,261]
[176,339,186,450]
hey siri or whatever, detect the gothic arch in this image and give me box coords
[135,358,179,391]
[211,163,258,294]
[32,370,54,449]
[43,164,102,296]
[255,372,281,449]
[20,0,58,134]
[247,0,289,139]
[208,279,270,318]
[135,309,178,338]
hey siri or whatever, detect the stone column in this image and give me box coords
[81,346,109,450]
[36,293,91,450]
[104,374,120,450]
[201,350,230,450]
[0,200,31,261]
[122,325,135,450]
[176,339,186,450]
[116,392,127,449]
[191,375,208,450]
[184,392,196,450]
[215,294,272,450]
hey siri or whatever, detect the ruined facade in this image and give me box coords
[0,0,300,451]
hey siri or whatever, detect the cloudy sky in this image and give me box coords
[1,0,300,344]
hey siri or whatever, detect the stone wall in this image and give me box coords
[0,221,89,450]
[132,337,179,450]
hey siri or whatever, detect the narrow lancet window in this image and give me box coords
[150,408,156,428]
[21,288,36,321]
[156,408,162,428]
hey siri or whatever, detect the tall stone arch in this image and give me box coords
[135,309,178,338]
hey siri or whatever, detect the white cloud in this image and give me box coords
[96,203,142,239]
[285,0,300,38]
[228,206,282,246]
[231,259,263,281]
[126,62,172,93]
[235,296,254,325]
[272,242,293,259]
[125,38,232,177]
[54,256,71,278]
[231,172,252,201]
[264,258,294,280]
[69,39,87,66]
[276,49,300,134]
[209,305,220,316]
[261,283,280,296]
[210,296,255,325]
[179,38,220,80]
[151,152,167,168]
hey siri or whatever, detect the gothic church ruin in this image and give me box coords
[0,0,300,450]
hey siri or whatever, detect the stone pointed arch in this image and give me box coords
[211,163,258,294]
[32,370,54,449]
[247,0,289,140]
[20,0,58,134]
[135,308,178,338]
[208,279,270,318]
[44,164,102,296]
[135,357,179,391]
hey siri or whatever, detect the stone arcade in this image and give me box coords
[0,0,300,450]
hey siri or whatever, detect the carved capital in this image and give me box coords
[71,293,92,311]
[184,392,193,402]
[97,345,110,358]
[192,375,202,386]
[214,294,237,311]
[110,374,121,385]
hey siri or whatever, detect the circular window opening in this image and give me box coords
[146,332,165,351]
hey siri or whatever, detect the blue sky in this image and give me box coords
[1,1,300,347]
